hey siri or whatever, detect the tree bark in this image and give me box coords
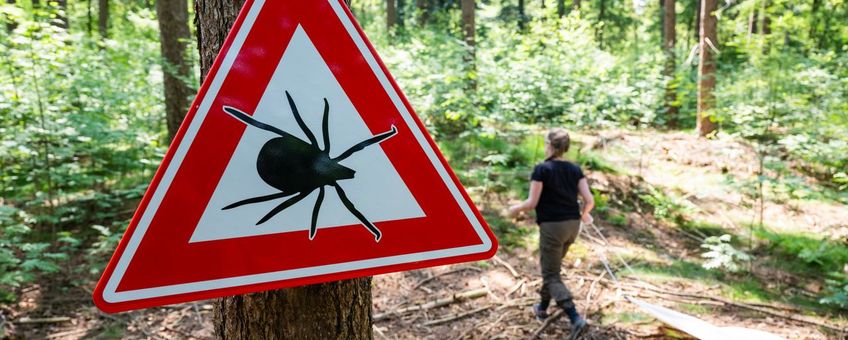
[518,0,526,29]
[194,2,373,338]
[386,0,396,31]
[397,0,406,27]
[573,0,580,10]
[697,0,717,137]
[416,0,430,25]
[693,0,700,44]
[556,0,565,17]
[157,0,193,143]
[663,0,677,127]
[461,0,475,89]
[52,0,68,28]
[98,0,109,38]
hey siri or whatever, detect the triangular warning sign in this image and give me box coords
[94,0,497,313]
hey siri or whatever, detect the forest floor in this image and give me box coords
[2,129,847,339]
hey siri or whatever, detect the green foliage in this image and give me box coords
[820,271,848,309]
[701,234,752,273]
[0,206,67,301]
[637,186,694,222]
[757,229,848,273]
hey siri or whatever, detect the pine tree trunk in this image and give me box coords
[194,2,373,337]
[663,0,678,127]
[461,0,475,89]
[98,0,109,38]
[697,0,717,137]
[518,0,526,29]
[386,0,397,31]
[157,0,193,143]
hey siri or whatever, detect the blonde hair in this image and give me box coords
[546,128,571,157]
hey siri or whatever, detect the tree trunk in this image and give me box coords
[416,0,429,25]
[663,0,677,127]
[386,0,396,31]
[98,0,109,38]
[597,0,606,48]
[556,0,564,17]
[518,0,526,29]
[157,0,193,143]
[53,0,68,28]
[693,0,700,44]
[397,0,406,27]
[195,1,373,337]
[697,0,717,137]
[573,0,580,10]
[461,0,475,89]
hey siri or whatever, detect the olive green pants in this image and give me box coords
[538,219,581,309]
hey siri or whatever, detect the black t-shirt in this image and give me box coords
[531,159,585,223]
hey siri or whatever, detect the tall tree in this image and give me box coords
[386,0,396,30]
[518,0,526,29]
[397,0,406,27]
[98,0,108,38]
[156,0,193,142]
[697,0,717,136]
[461,0,475,88]
[557,0,565,17]
[663,0,677,127]
[194,1,373,337]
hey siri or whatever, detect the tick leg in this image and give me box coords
[222,106,293,138]
[256,190,311,225]
[309,186,325,240]
[333,125,398,162]
[321,98,331,153]
[222,192,291,210]
[332,183,382,242]
[284,91,318,147]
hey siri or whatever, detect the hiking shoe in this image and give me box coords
[532,303,549,321]
[568,317,588,340]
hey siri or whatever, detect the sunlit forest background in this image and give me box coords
[0,0,847,338]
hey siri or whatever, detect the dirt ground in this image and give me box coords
[2,130,847,339]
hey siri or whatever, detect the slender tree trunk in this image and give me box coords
[461,0,475,89]
[697,0,717,137]
[53,0,67,28]
[557,0,565,17]
[416,0,429,25]
[98,0,109,38]
[693,0,700,44]
[157,0,193,143]
[518,0,526,29]
[663,0,677,127]
[87,0,93,35]
[573,0,580,10]
[386,0,396,31]
[597,0,606,48]
[194,1,373,337]
[397,0,406,27]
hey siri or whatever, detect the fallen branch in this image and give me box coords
[528,309,563,340]
[494,255,520,278]
[13,316,71,324]
[412,266,481,290]
[374,288,489,322]
[424,305,492,326]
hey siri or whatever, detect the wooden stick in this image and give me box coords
[374,288,489,322]
[423,305,491,326]
[494,255,520,278]
[412,266,481,290]
[528,309,564,339]
[13,316,71,324]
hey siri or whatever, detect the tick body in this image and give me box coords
[221,91,397,241]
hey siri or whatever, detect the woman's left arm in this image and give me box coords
[507,181,543,217]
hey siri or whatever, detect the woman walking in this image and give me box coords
[508,128,594,337]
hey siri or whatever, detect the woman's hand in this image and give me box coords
[581,213,594,225]
[505,205,522,218]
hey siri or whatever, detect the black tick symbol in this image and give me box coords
[221,91,397,242]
